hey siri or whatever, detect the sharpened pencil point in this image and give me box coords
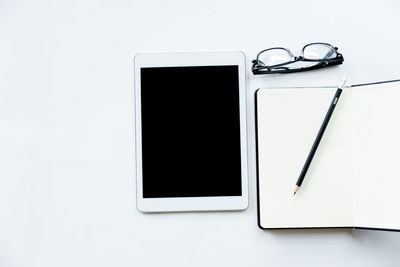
[293,185,300,196]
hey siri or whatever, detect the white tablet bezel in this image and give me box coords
[134,51,248,212]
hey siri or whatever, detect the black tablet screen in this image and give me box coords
[140,66,242,198]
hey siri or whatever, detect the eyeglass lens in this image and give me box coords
[303,44,337,60]
[258,49,292,67]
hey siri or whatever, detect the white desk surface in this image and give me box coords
[1,0,400,266]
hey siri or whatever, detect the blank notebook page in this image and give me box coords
[257,88,353,229]
[353,82,400,229]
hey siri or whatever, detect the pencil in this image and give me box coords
[294,78,347,195]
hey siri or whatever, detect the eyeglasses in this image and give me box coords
[251,42,344,75]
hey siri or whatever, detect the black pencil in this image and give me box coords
[294,78,347,196]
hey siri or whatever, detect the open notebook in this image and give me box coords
[255,80,400,231]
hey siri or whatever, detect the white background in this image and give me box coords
[1,0,400,266]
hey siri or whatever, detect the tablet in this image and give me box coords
[134,52,248,212]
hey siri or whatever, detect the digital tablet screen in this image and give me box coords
[140,65,242,198]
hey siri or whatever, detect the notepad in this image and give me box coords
[255,80,400,231]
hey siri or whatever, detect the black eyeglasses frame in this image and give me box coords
[251,42,344,75]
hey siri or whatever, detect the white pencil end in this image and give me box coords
[339,77,347,89]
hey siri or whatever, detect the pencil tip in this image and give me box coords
[294,185,300,196]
